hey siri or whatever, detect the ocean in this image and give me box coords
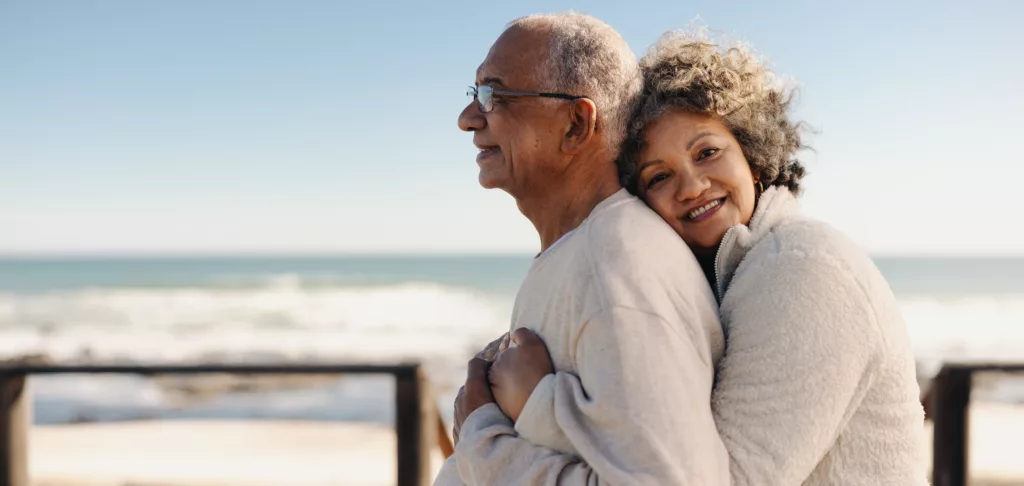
[1,255,1022,425]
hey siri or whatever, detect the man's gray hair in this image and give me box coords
[509,13,642,155]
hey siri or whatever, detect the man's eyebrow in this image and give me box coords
[686,132,716,150]
[479,76,505,87]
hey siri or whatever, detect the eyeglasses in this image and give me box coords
[466,85,583,113]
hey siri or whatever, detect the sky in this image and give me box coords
[2,0,1022,256]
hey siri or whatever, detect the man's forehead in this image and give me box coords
[474,26,550,86]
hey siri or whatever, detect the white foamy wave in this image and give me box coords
[5,288,1024,370]
[5,286,1024,419]
[1,281,516,423]
[902,295,1024,365]
[0,282,512,365]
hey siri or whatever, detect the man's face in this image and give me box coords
[457,27,569,195]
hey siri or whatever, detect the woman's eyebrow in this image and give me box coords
[637,159,664,172]
[686,132,716,150]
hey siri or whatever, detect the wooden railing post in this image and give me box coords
[0,374,29,486]
[436,410,454,459]
[395,365,435,486]
[931,366,971,486]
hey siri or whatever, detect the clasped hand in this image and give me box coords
[452,328,553,445]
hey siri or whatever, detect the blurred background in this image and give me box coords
[2,0,1023,484]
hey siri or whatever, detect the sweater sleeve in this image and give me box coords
[432,456,465,486]
[453,306,729,485]
[513,372,579,455]
[712,249,881,485]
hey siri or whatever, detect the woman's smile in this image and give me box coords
[684,196,727,222]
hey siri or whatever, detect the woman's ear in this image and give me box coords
[562,98,598,154]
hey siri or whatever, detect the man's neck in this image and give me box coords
[517,156,622,253]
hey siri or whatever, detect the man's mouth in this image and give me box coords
[685,197,726,222]
[476,146,501,163]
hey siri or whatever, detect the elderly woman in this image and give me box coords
[488,32,929,484]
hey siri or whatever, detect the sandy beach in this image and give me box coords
[22,403,1024,485]
[30,420,446,486]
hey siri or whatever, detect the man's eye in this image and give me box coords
[698,148,719,160]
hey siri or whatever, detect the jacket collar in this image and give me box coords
[713,186,801,299]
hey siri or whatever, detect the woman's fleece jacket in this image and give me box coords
[513,186,929,485]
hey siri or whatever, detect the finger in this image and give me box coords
[476,332,508,360]
[489,346,509,381]
[500,332,511,351]
[467,357,490,381]
[511,327,543,347]
[466,358,492,395]
[489,346,510,366]
[487,337,504,360]
[475,344,492,360]
[464,357,495,406]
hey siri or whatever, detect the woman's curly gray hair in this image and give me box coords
[619,31,807,195]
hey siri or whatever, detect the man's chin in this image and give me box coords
[477,171,509,190]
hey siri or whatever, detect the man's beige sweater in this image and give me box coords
[434,189,729,485]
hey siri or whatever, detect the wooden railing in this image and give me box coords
[930,362,1024,486]
[0,363,454,486]
[7,360,1013,485]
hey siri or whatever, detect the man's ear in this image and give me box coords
[561,98,598,154]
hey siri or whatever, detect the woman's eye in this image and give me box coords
[697,148,719,160]
[645,173,669,189]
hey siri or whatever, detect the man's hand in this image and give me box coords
[453,332,509,445]
[476,332,510,361]
[453,357,495,445]
[489,328,554,422]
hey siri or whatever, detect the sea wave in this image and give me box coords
[0,281,513,364]
[3,283,1022,367]
[3,283,1024,423]
[1,282,514,424]
[901,296,1024,367]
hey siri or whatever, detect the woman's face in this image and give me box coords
[636,110,759,257]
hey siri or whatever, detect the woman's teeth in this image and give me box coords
[688,199,722,220]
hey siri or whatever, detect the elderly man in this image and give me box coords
[435,13,729,485]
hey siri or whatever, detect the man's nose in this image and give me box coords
[458,100,485,132]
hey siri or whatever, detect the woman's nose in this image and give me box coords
[676,172,711,202]
[458,101,485,132]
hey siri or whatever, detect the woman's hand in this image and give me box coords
[489,328,554,422]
